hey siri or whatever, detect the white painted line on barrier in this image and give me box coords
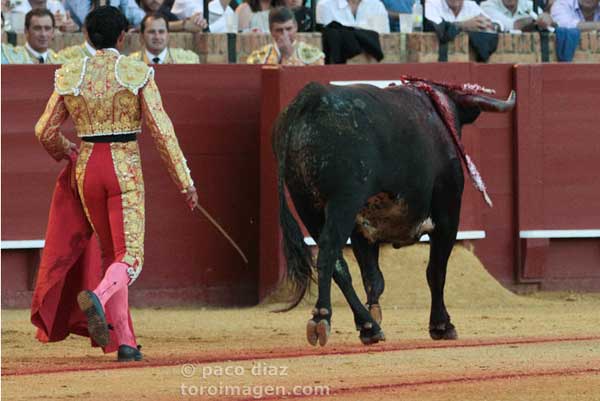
[519,230,600,239]
[303,230,486,246]
[1,240,45,249]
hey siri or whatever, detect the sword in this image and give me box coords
[195,204,249,264]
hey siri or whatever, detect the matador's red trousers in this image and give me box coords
[75,140,145,348]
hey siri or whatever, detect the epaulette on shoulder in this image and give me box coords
[57,45,85,62]
[246,44,271,64]
[127,51,143,62]
[115,55,154,95]
[55,58,86,95]
[297,42,324,65]
[170,48,200,64]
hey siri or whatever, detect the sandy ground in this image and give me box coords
[2,244,600,400]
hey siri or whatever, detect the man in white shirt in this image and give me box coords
[316,0,391,33]
[425,0,498,31]
[481,0,554,31]
[2,8,62,63]
[208,0,236,32]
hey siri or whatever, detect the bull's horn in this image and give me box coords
[466,90,516,112]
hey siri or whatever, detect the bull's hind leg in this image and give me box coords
[307,199,363,347]
[351,231,384,326]
[427,182,462,340]
[332,255,385,345]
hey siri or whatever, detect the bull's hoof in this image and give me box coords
[359,324,386,345]
[429,322,458,340]
[368,304,382,325]
[306,319,330,346]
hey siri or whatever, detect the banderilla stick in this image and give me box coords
[195,204,249,264]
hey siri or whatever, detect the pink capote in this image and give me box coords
[30,156,135,353]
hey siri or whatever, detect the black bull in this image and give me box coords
[273,81,515,346]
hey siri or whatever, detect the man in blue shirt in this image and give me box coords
[64,0,145,29]
[382,0,415,31]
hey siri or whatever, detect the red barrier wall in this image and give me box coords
[2,65,262,307]
[3,63,599,308]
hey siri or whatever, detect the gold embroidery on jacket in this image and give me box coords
[140,78,194,192]
[34,91,71,161]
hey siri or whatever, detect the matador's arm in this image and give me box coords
[140,77,195,193]
[34,91,72,161]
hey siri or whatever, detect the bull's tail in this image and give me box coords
[272,88,324,312]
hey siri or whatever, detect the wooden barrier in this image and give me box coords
[2,63,599,308]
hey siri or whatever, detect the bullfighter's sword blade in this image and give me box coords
[195,204,249,264]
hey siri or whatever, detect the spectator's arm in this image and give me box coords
[480,2,513,31]
[236,2,252,31]
[551,0,580,28]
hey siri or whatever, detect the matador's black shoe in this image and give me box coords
[77,290,110,347]
[118,345,143,362]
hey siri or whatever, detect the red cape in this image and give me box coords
[30,158,135,353]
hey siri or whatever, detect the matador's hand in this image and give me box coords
[185,186,199,210]
[63,142,79,161]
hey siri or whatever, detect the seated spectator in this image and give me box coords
[64,0,145,29]
[128,13,200,63]
[138,0,209,30]
[382,0,415,32]
[551,0,600,30]
[425,0,499,31]
[316,0,391,33]
[246,6,324,64]
[237,0,281,32]
[283,0,313,31]
[1,8,62,63]
[7,0,78,32]
[481,0,554,31]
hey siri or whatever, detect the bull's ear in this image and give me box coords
[453,90,516,125]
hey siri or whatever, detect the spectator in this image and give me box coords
[481,0,554,31]
[236,0,281,32]
[128,12,200,63]
[1,8,62,63]
[316,0,391,33]
[382,0,415,32]
[64,0,146,29]
[138,0,208,30]
[246,6,324,64]
[282,0,313,31]
[551,0,600,30]
[425,0,499,31]
[8,0,78,32]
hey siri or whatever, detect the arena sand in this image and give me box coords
[2,244,600,400]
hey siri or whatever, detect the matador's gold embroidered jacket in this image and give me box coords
[34,49,194,193]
